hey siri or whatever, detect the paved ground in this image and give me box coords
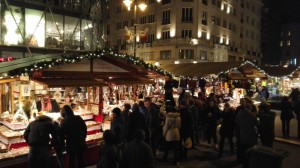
[87,109,300,168]
[87,140,300,168]
[273,109,299,139]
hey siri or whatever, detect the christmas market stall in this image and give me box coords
[0,49,171,167]
[262,65,299,97]
[160,61,268,109]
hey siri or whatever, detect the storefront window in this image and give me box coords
[45,13,63,49]
[1,5,24,45]
[65,16,81,50]
[25,9,45,47]
[81,19,93,50]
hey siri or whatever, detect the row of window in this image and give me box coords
[114,26,258,53]
[117,6,260,30]
[115,10,259,42]
[160,49,200,60]
[280,41,292,47]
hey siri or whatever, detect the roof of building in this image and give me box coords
[260,65,297,78]
[160,61,267,79]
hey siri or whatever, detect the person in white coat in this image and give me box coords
[162,105,181,165]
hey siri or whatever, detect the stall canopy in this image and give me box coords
[261,65,298,78]
[1,50,169,85]
[160,61,267,79]
[0,54,62,74]
[38,54,163,85]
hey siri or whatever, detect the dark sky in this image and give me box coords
[262,0,300,64]
[265,0,300,24]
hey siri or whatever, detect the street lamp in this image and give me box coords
[123,0,148,58]
[123,0,161,57]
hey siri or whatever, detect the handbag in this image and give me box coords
[183,137,192,149]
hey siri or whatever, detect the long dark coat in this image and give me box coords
[219,108,235,137]
[127,111,146,142]
[179,107,193,139]
[60,114,87,153]
[110,116,125,145]
[280,99,294,120]
[123,139,154,168]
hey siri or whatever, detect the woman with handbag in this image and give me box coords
[162,105,181,165]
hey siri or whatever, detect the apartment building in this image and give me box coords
[106,0,263,65]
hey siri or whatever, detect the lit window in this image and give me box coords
[179,49,194,59]
[287,40,291,46]
[280,41,283,47]
[160,50,172,60]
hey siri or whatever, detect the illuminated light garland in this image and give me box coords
[5,48,174,79]
[216,60,274,79]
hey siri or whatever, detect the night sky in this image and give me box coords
[262,0,300,64]
[265,0,300,24]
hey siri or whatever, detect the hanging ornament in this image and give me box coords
[139,28,149,43]
[124,26,134,43]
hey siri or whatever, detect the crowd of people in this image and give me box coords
[98,89,280,168]
[22,87,300,168]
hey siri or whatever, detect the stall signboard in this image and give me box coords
[20,85,31,97]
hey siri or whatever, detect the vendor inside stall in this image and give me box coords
[36,94,60,113]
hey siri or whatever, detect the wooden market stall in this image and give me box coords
[160,61,268,108]
[0,50,170,167]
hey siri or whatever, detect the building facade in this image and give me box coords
[0,0,103,60]
[106,0,263,66]
[280,23,300,66]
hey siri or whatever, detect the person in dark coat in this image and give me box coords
[293,95,300,139]
[60,105,87,168]
[195,98,206,141]
[24,115,58,168]
[122,104,131,142]
[280,96,294,138]
[138,100,147,117]
[205,100,221,148]
[127,103,146,142]
[258,98,276,147]
[110,107,125,145]
[144,97,161,157]
[259,86,269,101]
[188,98,199,146]
[53,120,65,168]
[123,129,154,168]
[235,98,259,167]
[218,103,235,158]
[178,100,193,159]
[235,98,246,116]
[98,130,118,168]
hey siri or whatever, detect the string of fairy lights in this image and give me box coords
[1,49,299,80]
[5,48,174,78]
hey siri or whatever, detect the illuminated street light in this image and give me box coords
[123,0,160,58]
